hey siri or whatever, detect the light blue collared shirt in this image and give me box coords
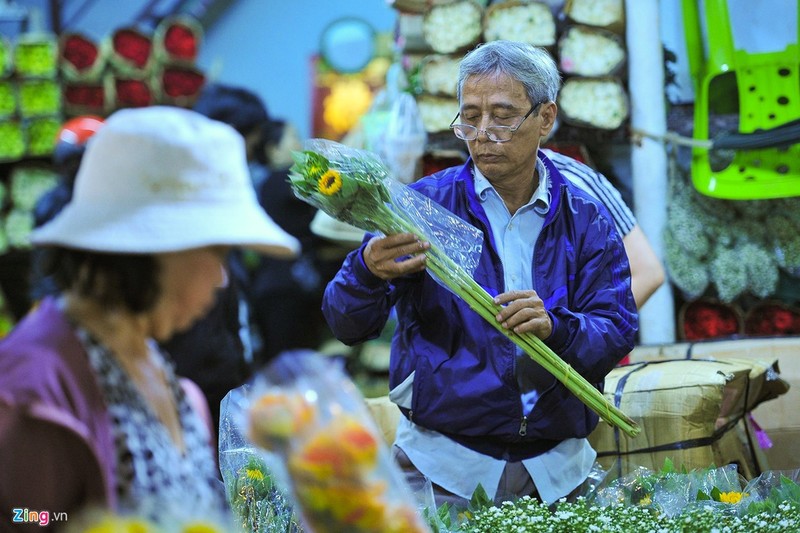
[393,157,596,505]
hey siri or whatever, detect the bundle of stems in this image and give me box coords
[289,140,640,438]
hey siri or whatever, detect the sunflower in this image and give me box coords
[317,168,343,196]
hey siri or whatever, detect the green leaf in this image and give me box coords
[468,483,493,513]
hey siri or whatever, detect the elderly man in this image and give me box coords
[322,41,638,508]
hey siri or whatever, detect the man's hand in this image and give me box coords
[494,290,552,339]
[363,233,430,281]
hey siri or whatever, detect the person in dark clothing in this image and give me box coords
[30,115,105,303]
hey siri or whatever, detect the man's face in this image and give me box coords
[459,72,551,185]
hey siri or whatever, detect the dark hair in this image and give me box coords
[192,83,269,137]
[40,248,161,313]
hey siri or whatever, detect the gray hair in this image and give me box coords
[457,41,561,105]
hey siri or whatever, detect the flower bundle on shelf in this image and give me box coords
[108,73,155,109]
[680,298,744,341]
[288,139,640,438]
[105,26,154,75]
[0,80,15,118]
[62,80,108,116]
[558,25,626,77]
[744,301,800,337]
[25,115,61,157]
[245,351,430,533]
[483,1,557,47]
[0,120,25,163]
[558,76,629,130]
[13,32,58,78]
[156,63,206,107]
[422,0,483,54]
[58,31,106,81]
[153,16,203,64]
[17,78,61,117]
[0,36,12,78]
[563,0,625,33]
[664,167,800,304]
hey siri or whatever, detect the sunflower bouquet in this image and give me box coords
[290,139,640,438]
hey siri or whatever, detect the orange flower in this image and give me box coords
[248,392,316,450]
[332,415,379,467]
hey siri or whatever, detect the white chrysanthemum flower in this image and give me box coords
[559,25,625,76]
[420,54,461,96]
[416,95,459,132]
[558,78,628,129]
[565,0,625,28]
[484,2,556,46]
[423,1,483,54]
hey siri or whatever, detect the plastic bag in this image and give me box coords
[243,350,431,533]
[382,92,427,184]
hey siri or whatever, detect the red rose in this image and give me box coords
[113,29,152,68]
[62,34,99,70]
[115,79,153,107]
[162,67,205,98]
[64,84,105,108]
[164,24,198,60]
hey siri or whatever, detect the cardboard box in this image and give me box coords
[630,337,799,471]
[588,358,783,479]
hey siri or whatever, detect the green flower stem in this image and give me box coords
[386,206,640,438]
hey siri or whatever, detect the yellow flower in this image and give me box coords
[719,491,747,504]
[245,468,265,482]
[638,494,652,506]
[182,521,224,533]
[318,169,343,196]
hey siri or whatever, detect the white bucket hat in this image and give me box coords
[31,106,300,258]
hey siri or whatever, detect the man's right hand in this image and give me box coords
[363,233,430,280]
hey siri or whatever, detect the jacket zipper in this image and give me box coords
[519,415,528,436]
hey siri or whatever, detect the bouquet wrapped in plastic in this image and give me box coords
[289,139,640,438]
[243,351,430,533]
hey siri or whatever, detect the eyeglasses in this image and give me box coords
[449,102,544,143]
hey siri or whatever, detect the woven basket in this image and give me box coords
[744,300,800,337]
[678,298,745,342]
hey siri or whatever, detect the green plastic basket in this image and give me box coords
[682,0,800,199]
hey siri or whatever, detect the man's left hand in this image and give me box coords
[493,290,552,339]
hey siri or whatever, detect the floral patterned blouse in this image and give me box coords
[77,327,227,523]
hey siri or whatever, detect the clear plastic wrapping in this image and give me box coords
[229,350,430,533]
[291,138,483,279]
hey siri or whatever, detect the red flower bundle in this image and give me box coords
[744,302,800,337]
[161,65,205,99]
[60,32,104,80]
[63,82,106,115]
[108,27,153,72]
[114,77,153,108]
[164,23,198,61]
[681,299,743,341]
[154,16,203,64]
